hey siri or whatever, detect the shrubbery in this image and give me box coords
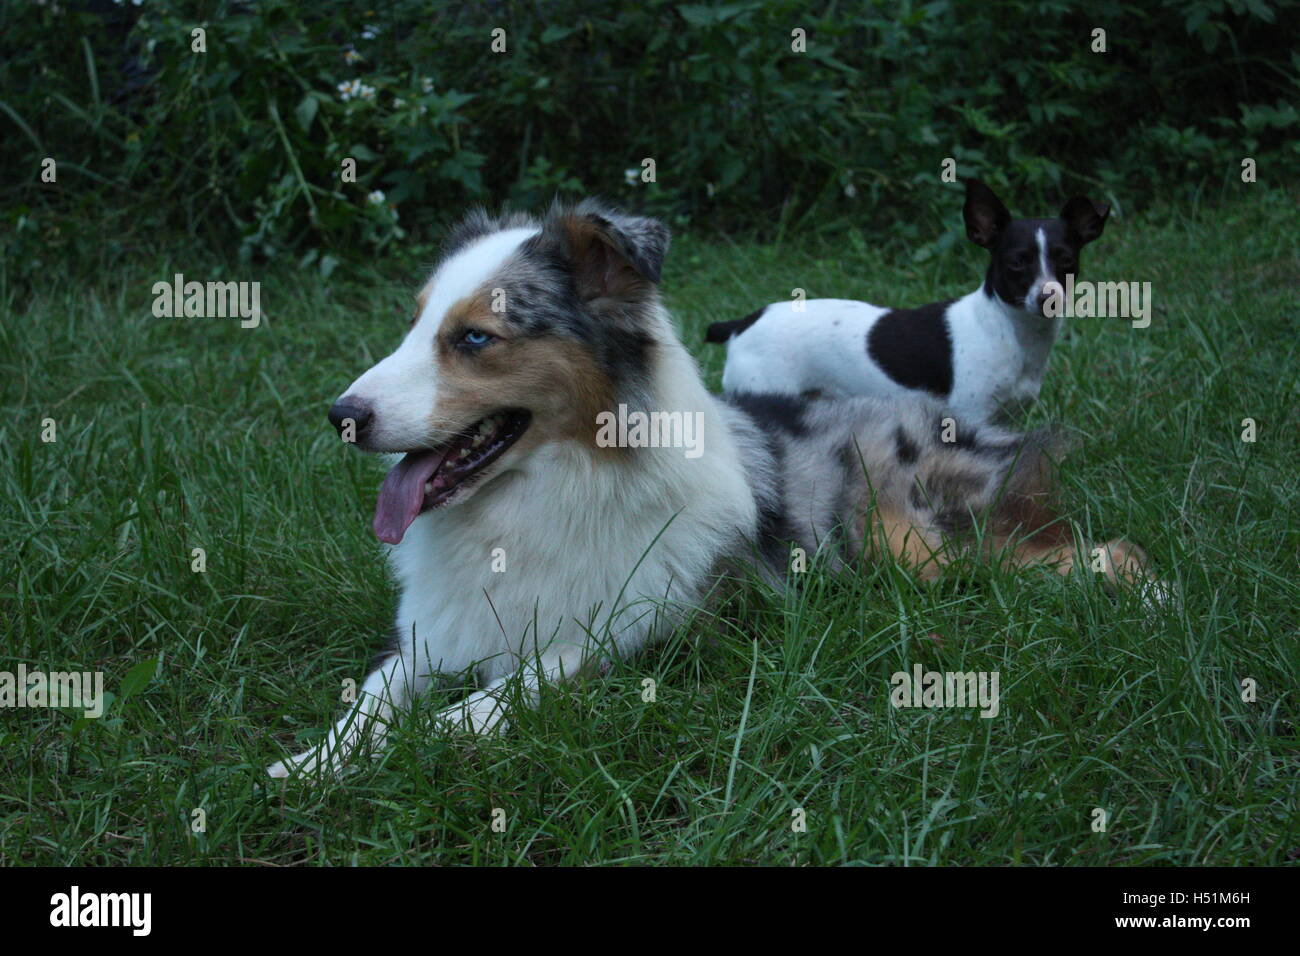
[3,0,1296,275]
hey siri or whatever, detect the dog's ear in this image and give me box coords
[1060,195,1110,245]
[963,179,1011,249]
[547,200,671,302]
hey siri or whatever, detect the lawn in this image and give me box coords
[1,184,1296,865]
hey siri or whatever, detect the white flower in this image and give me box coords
[421,77,434,93]
[367,190,386,205]
[343,49,361,65]
[843,182,857,198]
[393,97,405,108]
[624,168,639,186]
[361,24,379,40]
[337,80,375,103]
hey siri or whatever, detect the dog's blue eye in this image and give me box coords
[461,329,494,348]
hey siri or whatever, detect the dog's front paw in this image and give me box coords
[267,749,319,779]
[1138,578,1179,615]
[434,689,510,737]
[267,745,350,779]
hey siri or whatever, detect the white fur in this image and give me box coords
[719,290,1062,424]
[268,260,756,776]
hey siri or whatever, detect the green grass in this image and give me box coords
[1,185,1296,866]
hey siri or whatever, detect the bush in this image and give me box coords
[2,0,1297,274]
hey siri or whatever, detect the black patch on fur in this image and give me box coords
[831,440,860,565]
[754,435,797,569]
[937,418,1009,458]
[894,427,920,465]
[371,625,404,670]
[934,507,976,536]
[598,325,655,389]
[835,439,858,473]
[950,424,979,451]
[705,307,766,344]
[912,468,986,534]
[867,302,955,397]
[926,470,986,506]
[727,391,809,436]
[909,482,928,511]
[939,419,1021,460]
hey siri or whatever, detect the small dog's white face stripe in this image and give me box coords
[1023,226,1053,312]
[340,227,539,450]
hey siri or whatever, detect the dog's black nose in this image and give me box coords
[328,396,373,438]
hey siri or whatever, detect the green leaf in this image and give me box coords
[119,658,158,702]
[540,25,579,43]
[295,94,319,132]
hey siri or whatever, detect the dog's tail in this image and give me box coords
[704,307,766,344]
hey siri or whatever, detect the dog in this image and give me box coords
[267,199,1147,778]
[705,179,1110,424]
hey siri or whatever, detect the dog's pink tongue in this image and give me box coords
[373,449,448,545]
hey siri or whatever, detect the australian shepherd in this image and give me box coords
[267,199,1151,778]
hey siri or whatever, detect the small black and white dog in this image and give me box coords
[706,179,1110,423]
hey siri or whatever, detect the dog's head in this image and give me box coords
[329,200,670,543]
[963,178,1109,318]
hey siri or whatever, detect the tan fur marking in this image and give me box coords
[432,291,616,452]
[857,506,947,581]
[854,488,1151,592]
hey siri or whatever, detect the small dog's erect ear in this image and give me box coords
[547,200,671,302]
[1060,195,1110,245]
[963,179,1012,249]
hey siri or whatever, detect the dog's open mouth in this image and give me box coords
[372,409,531,544]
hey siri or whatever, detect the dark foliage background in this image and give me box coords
[3,0,1297,276]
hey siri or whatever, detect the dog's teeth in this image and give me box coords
[424,481,433,493]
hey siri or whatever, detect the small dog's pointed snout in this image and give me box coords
[1036,281,1065,316]
[328,396,373,437]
